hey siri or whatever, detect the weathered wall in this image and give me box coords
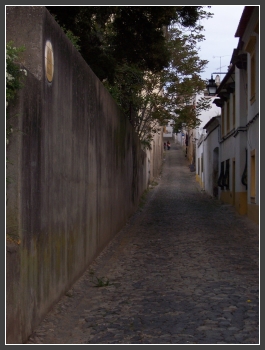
[144,130,164,187]
[6,6,160,343]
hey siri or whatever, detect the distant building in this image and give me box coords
[163,121,173,138]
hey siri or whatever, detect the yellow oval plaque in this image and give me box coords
[45,40,54,82]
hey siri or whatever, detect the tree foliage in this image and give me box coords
[6,41,27,144]
[102,19,212,147]
[46,6,211,81]
[46,6,213,147]
[6,41,26,106]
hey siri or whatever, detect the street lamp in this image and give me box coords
[206,72,230,96]
[206,74,217,96]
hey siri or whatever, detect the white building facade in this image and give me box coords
[196,6,259,224]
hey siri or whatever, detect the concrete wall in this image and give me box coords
[6,6,162,343]
[144,129,164,187]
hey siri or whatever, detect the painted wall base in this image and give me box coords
[196,174,204,188]
[220,191,233,206]
[248,203,259,224]
[234,192,247,216]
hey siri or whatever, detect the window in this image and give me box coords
[218,161,225,190]
[224,159,230,190]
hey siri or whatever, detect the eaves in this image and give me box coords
[235,6,256,38]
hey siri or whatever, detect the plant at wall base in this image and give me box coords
[6,41,27,145]
[92,276,111,288]
[139,180,159,210]
[89,269,112,287]
[139,188,149,210]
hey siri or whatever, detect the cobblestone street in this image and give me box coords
[27,140,259,345]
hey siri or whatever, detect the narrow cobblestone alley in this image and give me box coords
[27,140,259,345]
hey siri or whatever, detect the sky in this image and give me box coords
[197,5,246,83]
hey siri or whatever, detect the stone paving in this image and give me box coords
[27,140,259,344]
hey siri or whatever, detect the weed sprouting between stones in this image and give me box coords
[89,269,111,288]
